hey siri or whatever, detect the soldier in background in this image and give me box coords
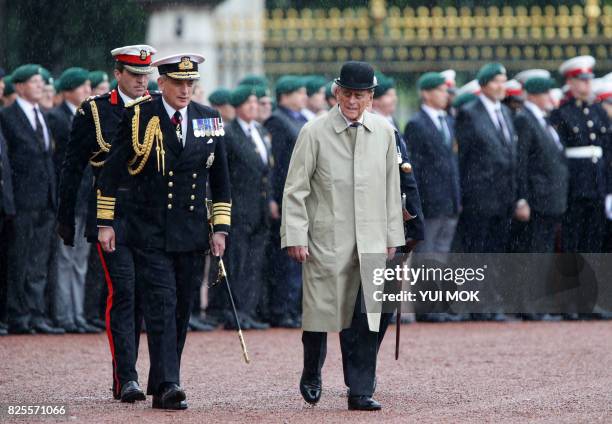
[89,71,110,96]
[301,75,327,121]
[550,56,612,254]
[208,88,235,122]
[264,75,308,328]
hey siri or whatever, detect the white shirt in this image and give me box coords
[161,97,188,146]
[338,106,364,128]
[301,108,316,122]
[479,93,511,142]
[65,100,78,117]
[117,88,134,106]
[421,104,445,131]
[237,118,268,163]
[16,96,50,150]
[524,100,562,150]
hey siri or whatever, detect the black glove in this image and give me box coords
[56,222,75,247]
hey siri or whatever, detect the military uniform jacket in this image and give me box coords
[0,101,56,212]
[225,119,273,229]
[57,89,145,242]
[394,129,425,243]
[549,98,612,200]
[0,128,15,216]
[455,97,517,216]
[264,106,307,206]
[515,106,569,216]
[49,101,92,219]
[96,95,231,253]
[404,108,461,219]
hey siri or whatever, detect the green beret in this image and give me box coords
[230,85,259,107]
[88,71,109,89]
[11,64,43,83]
[477,62,507,86]
[58,67,89,92]
[53,78,62,92]
[524,77,556,94]
[208,88,231,106]
[3,75,14,96]
[239,74,269,88]
[147,79,159,91]
[452,92,478,109]
[417,72,446,91]
[110,79,118,90]
[325,81,335,99]
[275,75,305,96]
[304,75,327,97]
[374,74,395,98]
[40,67,53,85]
[252,85,270,99]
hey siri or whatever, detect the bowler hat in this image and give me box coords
[334,61,377,91]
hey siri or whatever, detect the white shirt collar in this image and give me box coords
[421,104,445,129]
[161,96,188,144]
[16,96,38,116]
[64,100,78,116]
[117,87,134,105]
[479,93,502,113]
[236,117,255,135]
[338,106,364,127]
[523,100,546,123]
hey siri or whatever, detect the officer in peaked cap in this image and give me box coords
[549,55,612,255]
[56,44,157,402]
[96,53,231,410]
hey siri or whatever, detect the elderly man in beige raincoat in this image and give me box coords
[281,61,405,411]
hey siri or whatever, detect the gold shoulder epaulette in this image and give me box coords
[125,94,152,108]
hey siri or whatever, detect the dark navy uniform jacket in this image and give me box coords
[96,95,231,253]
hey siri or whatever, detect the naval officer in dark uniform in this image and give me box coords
[97,53,231,410]
[57,45,157,402]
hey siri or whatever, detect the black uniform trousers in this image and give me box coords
[133,247,204,396]
[562,198,604,252]
[84,243,106,322]
[301,287,391,397]
[266,220,302,321]
[98,243,143,397]
[6,209,55,329]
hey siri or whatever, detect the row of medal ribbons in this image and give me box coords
[193,117,225,137]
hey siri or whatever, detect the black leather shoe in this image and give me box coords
[120,381,146,403]
[242,315,270,330]
[299,373,322,405]
[79,323,103,334]
[152,384,186,410]
[348,396,381,411]
[33,322,65,334]
[63,324,85,334]
[8,325,35,335]
[89,318,106,330]
[189,316,216,332]
[0,327,7,336]
[270,316,300,328]
[0,321,8,330]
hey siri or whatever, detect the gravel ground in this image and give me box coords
[1,321,611,423]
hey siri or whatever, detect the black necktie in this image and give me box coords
[495,108,510,145]
[171,111,183,146]
[34,107,46,150]
[438,115,451,147]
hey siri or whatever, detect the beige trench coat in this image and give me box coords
[280,106,405,332]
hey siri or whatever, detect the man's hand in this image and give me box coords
[269,200,280,220]
[287,246,309,263]
[98,227,116,253]
[404,239,420,253]
[514,200,531,222]
[387,247,397,260]
[211,232,227,257]
[57,222,75,247]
